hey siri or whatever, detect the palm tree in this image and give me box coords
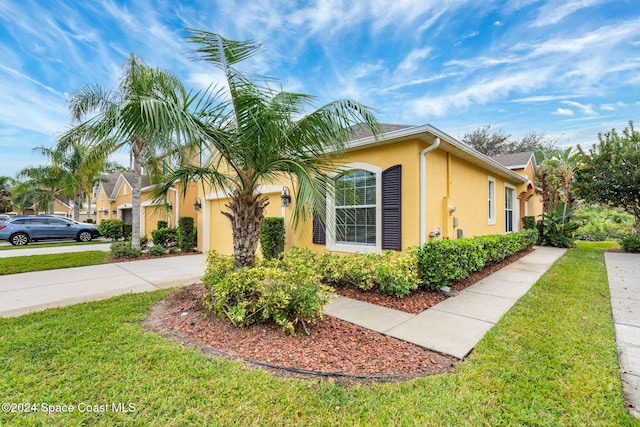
[16,165,65,214]
[158,30,380,268]
[0,176,14,213]
[63,54,206,248]
[54,134,121,222]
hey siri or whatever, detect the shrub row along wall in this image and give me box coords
[202,230,537,335]
[417,229,538,290]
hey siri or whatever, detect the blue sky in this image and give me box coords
[1,0,639,178]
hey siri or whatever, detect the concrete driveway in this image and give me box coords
[0,249,206,317]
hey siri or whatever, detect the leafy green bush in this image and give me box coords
[177,216,196,252]
[260,217,285,260]
[123,222,132,240]
[539,204,579,248]
[314,249,421,297]
[110,241,141,259]
[574,205,634,241]
[376,248,421,297]
[151,227,177,248]
[202,251,331,335]
[417,230,538,290]
[522,216,536,230]
[417,239,485,290]
[148,245,166,256]
[320,252,380,291]
[620,234,640,253]
[157,220,168,229]
[202,250,235,286]
[98,219,124,241]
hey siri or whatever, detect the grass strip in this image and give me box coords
[0,251,108,275]
[0,243,638,425]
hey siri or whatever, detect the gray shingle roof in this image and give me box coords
[348,123,415,141]
[491,152,535,169]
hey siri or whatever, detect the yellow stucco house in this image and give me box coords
[95,172,199,238]
[196,123,542,255]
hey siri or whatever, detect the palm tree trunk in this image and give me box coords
[223,191,269,269]
[131,143,143,249]
[73,193,81,221]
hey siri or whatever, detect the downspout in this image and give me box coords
[420,137,440,245]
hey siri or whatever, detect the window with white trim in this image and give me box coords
[488,176,496,225]
[505,185,515,232]
[334,169,377,245]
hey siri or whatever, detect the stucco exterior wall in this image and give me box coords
[196,135,542,256]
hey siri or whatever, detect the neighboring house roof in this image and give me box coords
[98,172,151,200]
[97,173,121,200]
[53,198,71,209]
[492,152,536,170]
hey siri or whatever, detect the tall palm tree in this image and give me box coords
[54,134,120,222]
[64,54,206,248]
[158,30,380,268]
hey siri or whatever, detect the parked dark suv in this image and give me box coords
[0,215,100,245]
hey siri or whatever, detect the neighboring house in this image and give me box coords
[196,123,543,255]
[492,151,543,221]
[94,172,199,238]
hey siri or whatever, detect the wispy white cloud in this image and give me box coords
[553,108,574,116]
[562,100,597,115]
[530,0,609,28]
[408,67,554,117]
[396,47,432,73]
[513,95,583,102]
[600,101,626,111]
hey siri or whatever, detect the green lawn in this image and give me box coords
[0,251,109,275]
[0,242,638,426]
[0,240,107,251]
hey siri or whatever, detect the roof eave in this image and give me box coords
[344,124,527,183]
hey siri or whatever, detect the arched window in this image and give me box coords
[334,169,377,245]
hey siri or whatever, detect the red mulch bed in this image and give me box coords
[108,250,202,263]
[146,249,533,380]
[333,249,533,314]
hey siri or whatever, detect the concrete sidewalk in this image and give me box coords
[0,242,112,258]
[0,254,206,317]
[325,246,567,359]
[606,252,640,418]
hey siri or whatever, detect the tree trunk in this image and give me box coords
[223,191,269,269]
[131,144,143,249]
[73,193,81,221]
[87,193,93,222]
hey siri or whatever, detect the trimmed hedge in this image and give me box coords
[152,227,177,248]
[177,216,196,252]
[98,219,124,241]
[260,217,285,260]
[417,229,538,290]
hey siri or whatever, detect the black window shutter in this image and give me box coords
[312,212,326,245]
[382,165,402,250]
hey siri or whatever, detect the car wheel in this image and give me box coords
[77,231,93,242]
[10,233,29,246]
